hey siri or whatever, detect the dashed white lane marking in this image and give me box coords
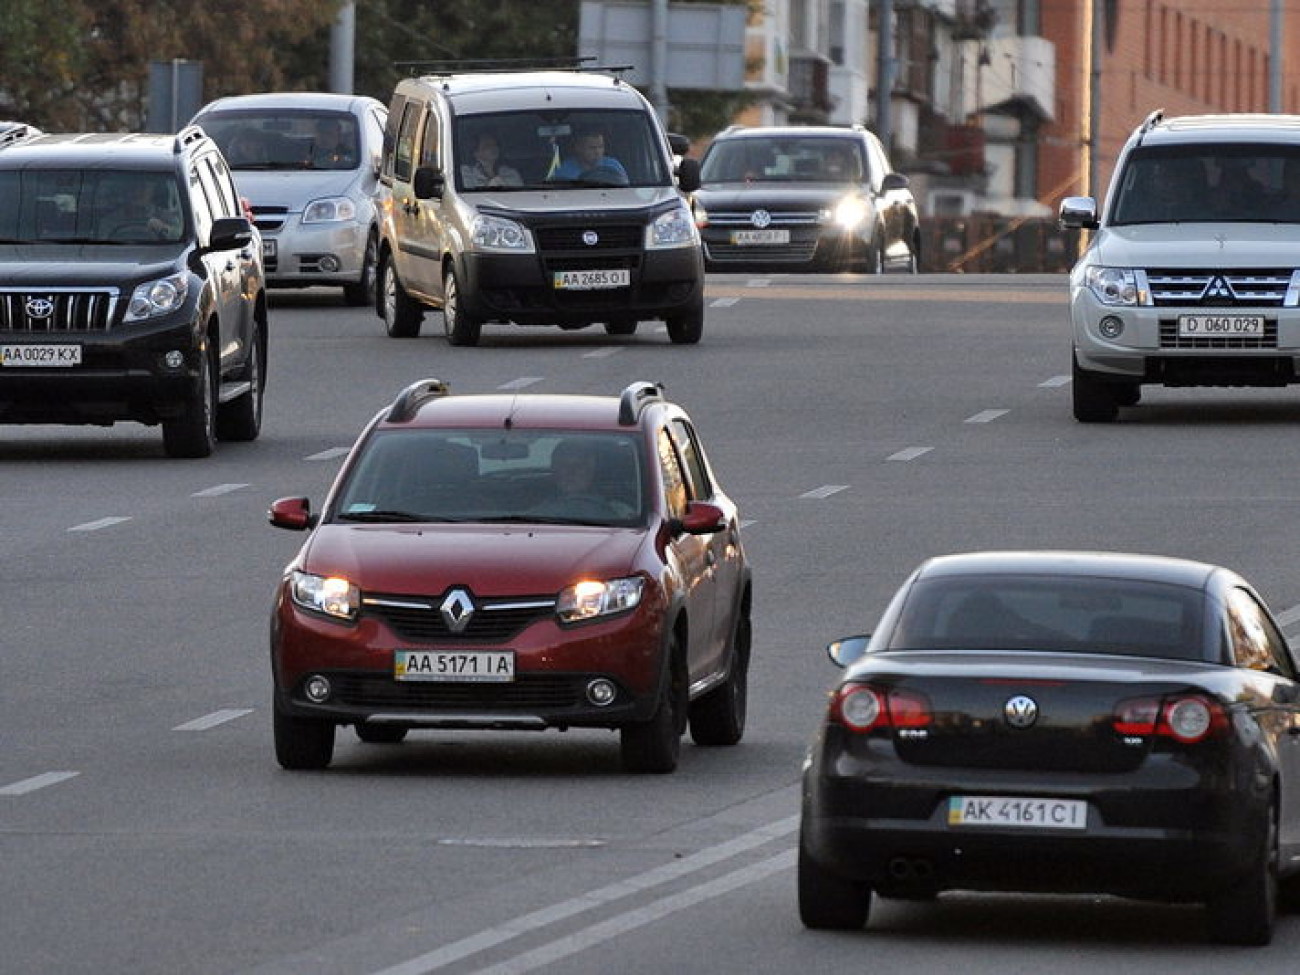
[582,347,621,358]
[888,446,932,461]
[800,484,848,500]
[711,297,740,307]
[307,447,350,461]
[172,709,254,732]
[68,516,131,532]
[498,377,544,390]
[965,409,1009,423]
[739,518,757,529]
[191,483,249,498]
[746,278,772,287]
[0,771,79,796]
[1040,375,1071,387]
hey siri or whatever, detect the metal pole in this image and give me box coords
[651,0,670,124]
[330,2,356,95]
[1270,0,1283,112]
[1088,0,1102,198]
[875,0,893,147]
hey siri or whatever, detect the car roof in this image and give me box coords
[194,91,386,115]
[375,380,671,432]
[399,71,649,116]
[0,131,200,169]
[711,125,872,142]
[1138,113,1300,147]
[914,550,1225,590]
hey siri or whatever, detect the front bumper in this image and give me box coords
[258,218,369,288]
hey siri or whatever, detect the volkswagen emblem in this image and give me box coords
[439,588,475,634]
[582,230,599,246]
[25,296,54,320]
[749,209,772,229]
[1003,695,1039,729]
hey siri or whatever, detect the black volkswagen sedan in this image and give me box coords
[799,550,1300,945]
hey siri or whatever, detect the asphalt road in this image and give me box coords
[6,272,1300,974]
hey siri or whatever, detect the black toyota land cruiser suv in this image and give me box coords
[0,127,267,457]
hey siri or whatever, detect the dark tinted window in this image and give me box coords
[1111,144,1300,224]
[701,136,866,183]
[198,109,361,171]
[0,168,183,243]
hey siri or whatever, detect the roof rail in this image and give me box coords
[618,381,665,426]
[396,56,632,79]
[1134,108,1165,145]
[387,378,450,423]
[174,125,207,153]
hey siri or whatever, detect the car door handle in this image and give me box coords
[403,200,420,215]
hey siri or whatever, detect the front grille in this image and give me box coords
[0,289,117,332]
[251,205,288,234]
[363,594,555,642]
[330,672,584,710]
[1146,270,1295,307]
[535,224,643,250]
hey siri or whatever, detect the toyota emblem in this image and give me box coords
[749,209,772,229]
[25,296,55,320]
[582,230,599,246]
[1003,695,1039,729]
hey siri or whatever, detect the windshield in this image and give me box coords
[700,136,866,184]
[1110,144,1300,225]
[333,429,647,528]
[0,169,184,244]
[199,109,361,172]
[452,109,671,190]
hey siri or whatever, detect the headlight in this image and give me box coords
[125,272,189,322]
[832,197,869,229]
[557,576,644,623]
[1084,266,1145,306]
[302,196,358,224]
[470,213,535,252]
[290,570,360,622]
[647,204,699,249]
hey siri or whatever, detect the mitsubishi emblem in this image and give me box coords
[439,588,475,634]
[1205,276,1233,300]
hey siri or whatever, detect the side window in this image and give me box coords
[864,134,889,191]
[381,95,406,181]
[656,429,688,520]
[392,101,423,183]
[668,418,712,501]
[418,108,440,170]
[1227,588,1295,676]
[188,166,215,240]
[201,154,238,217]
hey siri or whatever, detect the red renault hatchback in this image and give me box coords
[268,379,752,773]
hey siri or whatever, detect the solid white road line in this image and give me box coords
[67,516,131,532]
[172,709,254,732]
[0,771,79,796]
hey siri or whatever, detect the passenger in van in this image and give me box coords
[461,132,522,188]
[551,127,628,184]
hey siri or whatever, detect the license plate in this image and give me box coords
[553,269,629,290]
[394,649,515,682]
[947,795,1087,830]
[0,344,81,367]
[1177,314,1265,337]
[731,229,789,245]
[262,238,277,260]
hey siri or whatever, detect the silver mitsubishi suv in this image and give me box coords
[1060,111,1300,421]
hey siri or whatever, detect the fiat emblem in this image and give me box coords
[25,296,55,319]
[582,230,599,246]
[749,209,772,229]
[439,588,475,634]
[1003,695,1039,729]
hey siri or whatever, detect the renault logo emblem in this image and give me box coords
[750,209,772,229]
[25,296,54,319]
[1004,695,1039,729]
[439,588,475,633]
[582,230,599,246]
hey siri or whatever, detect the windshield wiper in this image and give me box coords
[336,509,454,523]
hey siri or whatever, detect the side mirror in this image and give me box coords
[412,166,445,200]
[677,157,701,194]
[880,172,910,193]
[667,133,691,156]
[827,635,871,668]
[1059,196,1098,229]
[676,500,725,535]
[207,216,254,253]
[268,496,315,531]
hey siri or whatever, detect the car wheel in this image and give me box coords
[689,604,750,747]
[1072,355,1119,423]
[798,825,872,930]
[215,320,264,442]
[866,234,884,275]
[904,234,920,273]
[604,319,638,336]
[1207,803,1277,945]
[273,699,335,770]
[355,724,408,744]
[442,265,483,347]
[343,233,378,307]
[665,299,704,345]
[162,339,217,458]
[381,256,423,338]
[620,634,686,774]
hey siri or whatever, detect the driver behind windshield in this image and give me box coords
[551,127,628,183]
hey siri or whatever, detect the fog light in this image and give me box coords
[586,678,617,707]
[1098,315,1125,339]
[163,349,186,370]
[303,675,332,703]
[318,254,341,273]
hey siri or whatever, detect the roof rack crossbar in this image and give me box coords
[394,56,632,78]
[387,378,450,423]
[618,381,665,426]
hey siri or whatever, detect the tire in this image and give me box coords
[866,233,884,274]
[1072,355,1119,423]
[273,699,335,770]
[665,300,704,345]
[215,320,264,442]
[343,233,378,306]
[904,234,920,273]
[620,633,686,774]
[689,605,750,747]
[442,265,483,347]
[604,319,638,336]
[381,256,423,338]
[798,827,872,930]
[1207,803,1277,945]
[355,724,408,744]
[162,340,217,458]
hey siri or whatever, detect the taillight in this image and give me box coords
[1113,694,1227,743]
[831,683,932,733]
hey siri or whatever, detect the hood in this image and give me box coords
[693,183,863,211]
[466,185,683,215]
[300,523,648,596]
[229,168,365,210]
[1092,223,1300,268]
[0,245,182,286]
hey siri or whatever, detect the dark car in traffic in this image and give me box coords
[799,550,1300,945]
[268,379,752,774]
[692,124,920,273]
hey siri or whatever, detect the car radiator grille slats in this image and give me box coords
[331,673,583,709]
[1146,270,1294,306]
[0,290,117,332]
[363,597,554,642]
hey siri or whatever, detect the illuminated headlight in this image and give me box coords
[302,196,357,223]
[470,213,534,252]
[832,197,869,229]
[557,576,644,623]
[1084,266,1143,306]
[125,272,189,322]
[647,204,699,249]
[290,570,360,621]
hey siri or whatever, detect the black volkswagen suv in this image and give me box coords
[0,127,267,456]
